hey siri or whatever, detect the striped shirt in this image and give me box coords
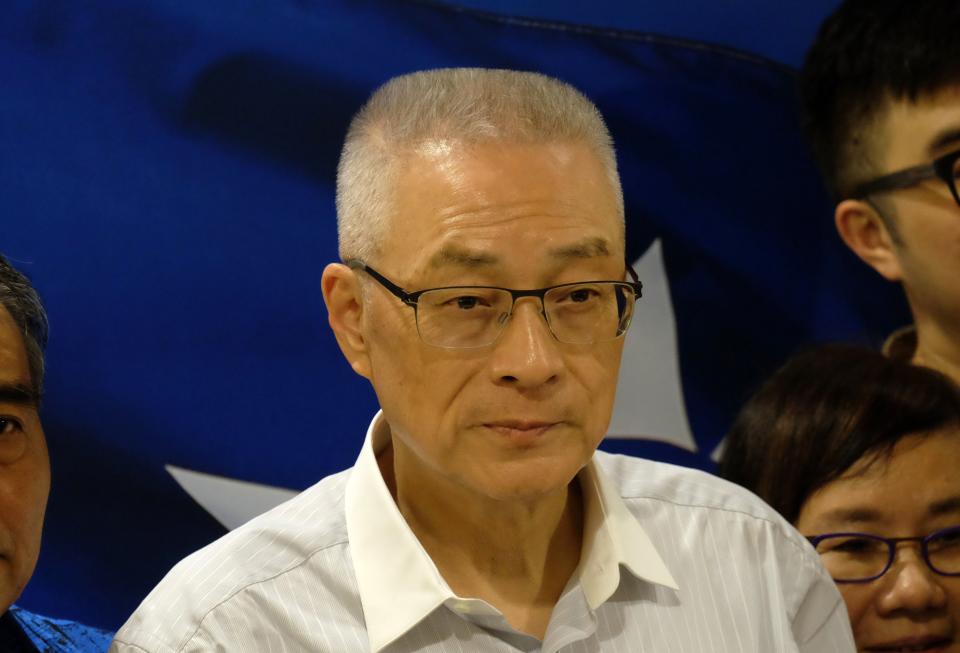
[111,413,855,652]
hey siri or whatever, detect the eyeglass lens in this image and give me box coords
[414,283,636,348]
[813,527,960,582]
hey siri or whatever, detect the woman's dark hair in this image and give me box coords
[720,344,960,524]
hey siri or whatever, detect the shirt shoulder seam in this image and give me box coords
[798,595,847,646]
[109,636,157,653]
[174,536,351,651]
[621,493,813,556]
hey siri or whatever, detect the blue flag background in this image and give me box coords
[2,0,909,631]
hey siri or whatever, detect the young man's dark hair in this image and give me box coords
[799,0,960,385]
[800,0,960,202]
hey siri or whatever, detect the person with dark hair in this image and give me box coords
[0,254,113,651]
[799,0,960,382]
[721,344,960,652]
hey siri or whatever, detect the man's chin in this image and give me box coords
[0,584,21,615]
[467,459,585,504]
[0,559,31,614]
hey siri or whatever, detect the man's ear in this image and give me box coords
[834,199,904,282]
[321,263,373,379]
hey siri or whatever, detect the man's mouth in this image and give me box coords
[864,635,954,652]
[483,420,558,440]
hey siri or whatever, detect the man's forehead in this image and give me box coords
[0,306,31,384]
[392,141,621,222]
[377,138,624,277]
[879,84,960,162]
[426,237,614,270]
[397,138,616,193]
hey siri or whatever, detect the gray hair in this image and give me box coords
[0,254,49,402]
[335,68,624,261]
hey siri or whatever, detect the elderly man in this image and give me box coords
[800,0,960,383]
[113,69,854,651]
[0,255,113,651]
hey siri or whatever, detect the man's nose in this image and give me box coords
[488,298,564,389]
[876,547,948,615]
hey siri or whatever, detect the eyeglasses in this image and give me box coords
[808,525,960,583]
[853,148,960,209]
[346,261,642,349]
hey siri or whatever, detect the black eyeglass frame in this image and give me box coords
[853,148,960,208]
[345,260,643,346]
[807,524,960,584]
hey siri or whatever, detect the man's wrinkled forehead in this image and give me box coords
[427,237,613,271]
[0,308,36,406]
[402,138,621,212]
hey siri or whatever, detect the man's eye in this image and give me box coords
[437,295,490,311]
[556,286,601,303]
[0,416,28,464]
[440,295,483,311]
[0,417,21,435]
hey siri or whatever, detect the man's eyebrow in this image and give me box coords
[427,246,500,269]
[928,495,960,518]
[0,383,38,406]
[547,237,612,260]
[928,127,960,155]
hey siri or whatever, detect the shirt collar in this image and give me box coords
[345,412,454,653]
[577,458,679,609]
[346,412,678,652]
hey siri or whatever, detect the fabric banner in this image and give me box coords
[1,0,906,629]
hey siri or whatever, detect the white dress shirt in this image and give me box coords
[111,412,855,652]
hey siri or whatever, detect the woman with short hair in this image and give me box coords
[721,344,960,652]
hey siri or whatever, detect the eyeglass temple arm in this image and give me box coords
[344,260,416,305]
[349,258,642,303]
[854,163,937,197]
[625,264,643,297]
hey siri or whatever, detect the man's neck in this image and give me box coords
[377,442,584,640]
[912,315,960,385]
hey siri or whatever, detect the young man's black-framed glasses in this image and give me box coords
[346,261,643,349]
[808,525,960,583]
[853,148,960,209]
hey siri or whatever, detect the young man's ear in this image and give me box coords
[321,263,372,379]
[834,199,904,282]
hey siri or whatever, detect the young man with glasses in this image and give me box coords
[800,0,960,384]
[112,69,855,652]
